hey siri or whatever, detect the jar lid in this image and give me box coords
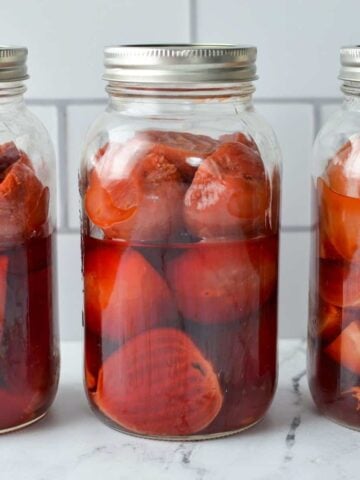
[103,44,257,84]
[339,46,360,82]
[0,46,28,82]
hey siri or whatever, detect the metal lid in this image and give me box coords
[0,46,28,82]
[339,46,360,82]
[103,44,257,84]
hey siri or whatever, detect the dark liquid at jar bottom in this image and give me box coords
[0,235,59,432]
[309,255,360,429]
[84,234,278,439]
[308,347,360,429]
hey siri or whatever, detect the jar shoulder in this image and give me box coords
[313,105,360,176]
[0,103,55,164]
[0,103,51,140]
[81,103,282,172]
[315,106,360,147]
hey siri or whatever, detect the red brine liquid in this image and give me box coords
[309,175,360,428]
[0,142,59,432]
[82,130,279,438]
[0,235,59,431]
[309,135,360,428]
[84,233,278,438]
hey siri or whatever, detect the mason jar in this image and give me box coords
[308,46,360,429]
[80,44,281,439]
[0,46,59,432]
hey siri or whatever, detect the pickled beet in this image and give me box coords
[318,177,360,261]
[309,150,360,428]
[0,236,59,429]
[84,233,278,436]
[166,236,277,324]
[0,143,58,431]
[326,135,360,198]
[0,148,49,247]
[0,256,8,342]
[94,328,223,436]
[85,143,185,242]
[83,129,279,437]
[184,142,270,239]
[84,237,177,342]
[137,130,218,181]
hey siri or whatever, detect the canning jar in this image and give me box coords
[81,44,281,439]
[309,46,360,429]
[0,46,59,432]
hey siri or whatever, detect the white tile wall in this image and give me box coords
[196,0,359,98]
[4,0,354,339]
[257,103,315,227]
[279,231,311,339]
[57,234,83,341]
[1,0,191,98]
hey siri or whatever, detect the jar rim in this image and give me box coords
[0,46,28,82]
[103,44,258,85]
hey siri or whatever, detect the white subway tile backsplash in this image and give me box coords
[1,0,191,99]
[257,103,314,228]
[57,233,83,341]
[196,0,357,98]
[67,104,106,229]
[279,230,310,339]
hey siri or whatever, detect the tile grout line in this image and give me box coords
[27,97,342,106]
[56,104,69,231]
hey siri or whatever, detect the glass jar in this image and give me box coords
[308,46,360,429]
[81,44,281,439]
[0,46,59,432]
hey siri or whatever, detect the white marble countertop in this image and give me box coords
[1,340,359,480]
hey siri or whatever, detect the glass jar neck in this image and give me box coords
[342,93,360,110]
[341,80,360,97]
[0,81,26,104]
[106,82,255,116]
